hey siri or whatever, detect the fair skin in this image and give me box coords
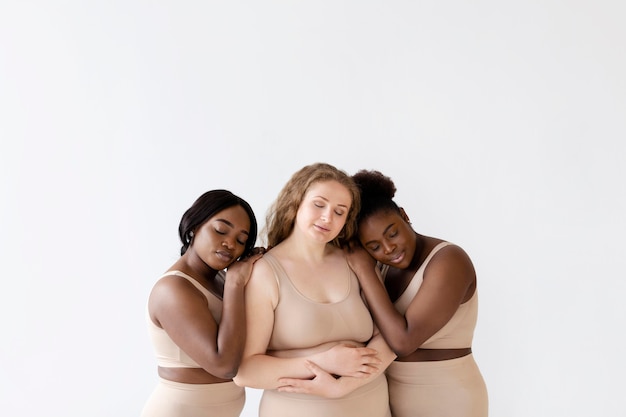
[148,205,263,383]
[346,208,476,360]
[233,180,396,398]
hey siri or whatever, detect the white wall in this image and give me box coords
[1,1,624,416]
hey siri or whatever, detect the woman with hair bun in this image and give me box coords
[346,170,489,417]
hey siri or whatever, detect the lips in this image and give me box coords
[314,224,331,233]
[215,250,234,262]
[387,251,405,264]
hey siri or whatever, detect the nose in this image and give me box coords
[321,208,333,223]
[222,238,235,250]
[382,240,395,254]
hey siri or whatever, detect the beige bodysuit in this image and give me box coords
[141,271,246,417]
[382,242,489,417]
[258,253,391,417]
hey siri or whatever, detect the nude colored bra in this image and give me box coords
[147,270,223,368]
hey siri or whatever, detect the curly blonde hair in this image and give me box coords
[264,163,360,248]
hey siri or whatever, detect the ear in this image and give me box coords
[399,207,411,223]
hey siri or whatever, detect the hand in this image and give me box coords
[277,360,351,398]
[225,247,265,286]
[316,343,381,378]
[344,244,377,278]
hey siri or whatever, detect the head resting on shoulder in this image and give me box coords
[265,162,360,248]
[178,189,258,257]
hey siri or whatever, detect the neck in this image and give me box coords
[171,253,219,283]
[406,232,425,271]
[280,233,335,263]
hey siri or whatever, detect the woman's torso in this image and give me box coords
[147,270,228,383]
[381,242,479,358]
[262,252,374,357]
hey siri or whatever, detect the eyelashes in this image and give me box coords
[214,228,247,246]
[313,202,345,216]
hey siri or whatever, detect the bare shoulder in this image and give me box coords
[151,273,204,299]
[249,255,277,281]
[438,242,472,262]
[246,255,280,303]
[148,274,207,326]
[426,242,476,279]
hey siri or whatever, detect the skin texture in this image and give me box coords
[346,208,476,360]
[234,180,396,398]
[148,205,263,383]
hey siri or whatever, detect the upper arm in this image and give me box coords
[149,276,220,369]
[404,244,475,346]
[241,258,279,357]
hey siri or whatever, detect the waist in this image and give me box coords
[397,347,472,362]
[158,366,231,384]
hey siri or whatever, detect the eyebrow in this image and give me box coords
[215,219,249,235]
[364,223,395,245]
[313,195,350,209]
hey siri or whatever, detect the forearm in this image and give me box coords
[358,269,409,344]
[334,333,396,395]
[233,353,314,389]
[213,282,247,376]
[284,334,396,399]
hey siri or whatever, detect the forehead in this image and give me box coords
[209,205,251,230]
[359,210,402,235]
[304,180,352,204]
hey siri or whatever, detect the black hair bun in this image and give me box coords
[352,169,396,200]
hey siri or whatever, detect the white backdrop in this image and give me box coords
[1,2,624,416]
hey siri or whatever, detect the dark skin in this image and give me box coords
[148,205,264,383]
[346,207,476,361]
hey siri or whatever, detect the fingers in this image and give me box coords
[358,363,379,375]
[277,379,309,394]
[245,253,264,263]
[249,246,267,256]
[277,377,300,387]
[350,347,382,364]
[238,247,266,263]
[304,359,323,374]
[336,343,378,357]
[354,347,379,356]
[277,363,321,394]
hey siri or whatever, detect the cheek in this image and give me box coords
[364,247,381,261]
[193,234,216,253]
[294,210,306,226]
[236,242,248,256]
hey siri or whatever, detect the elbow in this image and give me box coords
[232,369,251,387]
[231,360,249,387]
[232,360,259,388]
[204,359,241,381]
[232,373,245,387]
[388,339,417,358]
[214,366,239,380]
[392,346,414,358]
